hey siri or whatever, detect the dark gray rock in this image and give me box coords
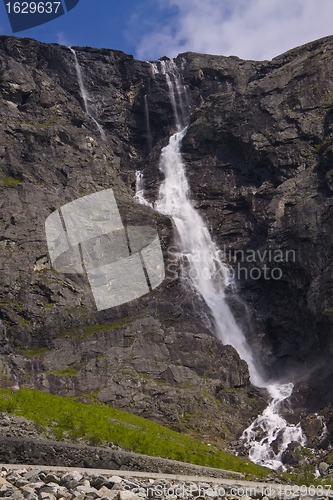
[0,437,242,478]
[318,461,330,476]
[60,471,82,489]
[281,441,302,466]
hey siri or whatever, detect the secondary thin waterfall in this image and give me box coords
[134,171,153,207]
[144,95,152,151]
[69,47,106,141]
[143,59,306,470]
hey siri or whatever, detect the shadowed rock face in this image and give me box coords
[0,34,333,445]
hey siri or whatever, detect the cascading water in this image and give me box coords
[155,128,264,387]
[69,47,106,141]
[242,384,305,469]
[140,59,306,469]
[151,60,189,129]
[134,170,153,207]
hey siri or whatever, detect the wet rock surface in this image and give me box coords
[0,34,333,447]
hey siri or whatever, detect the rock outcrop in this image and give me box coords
[0,437,241,477]
[0,34,333,446]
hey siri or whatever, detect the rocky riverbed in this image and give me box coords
[1,466,333,500]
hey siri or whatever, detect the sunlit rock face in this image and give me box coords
[0,34,333,445]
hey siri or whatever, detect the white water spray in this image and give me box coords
[134,171,153,207]
[155,128,263,387]
[151,60,189,129]
[145,59,306,469]
[69,47,106,141]
[242,384,306,468]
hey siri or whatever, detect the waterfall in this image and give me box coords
[155,128,264,387]
[242,383,306,469]
[134,170,153,207]
[144,95,152,151]
[69,47,106,141]
[144,59,306,470]
[151,60,189,129]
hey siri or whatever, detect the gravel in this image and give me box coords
[1,466,332,500]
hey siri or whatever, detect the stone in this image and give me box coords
[74,485,100,498]
[24,482,45,491]
[203,487,217,498]
[22,486,38,498]
[108,477,123,486]
[15,478,30,488]
[24,495,39,500]
[98,487,118,500]
[38,484,59,496]
[319,462,330,476]
[90,475,107,489]
[60,472,82,490]
[281,441,303,466]
[54,487,72,500]
[0,483,19,497]
[23,471,40,481]
[43,474,60,485]
[10,493,26,500]
[38,493,56,500]
[118,492,142,500]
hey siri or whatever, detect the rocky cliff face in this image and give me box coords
[0,35,333,447]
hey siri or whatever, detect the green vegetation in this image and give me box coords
[45,368,79,377]
[19,347,50,358]
[327,450,333,465]
[314,140,328,151]
[285,448,333,487]
[14,115,61,129]
[18,316,31,326]
[3,174,21,187]
[287,464,330,488]
[0,388,269,478]
[60,317,131,341]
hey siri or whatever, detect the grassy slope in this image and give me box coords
[0,388,269,478]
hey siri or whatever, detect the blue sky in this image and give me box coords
[1,0,333,61]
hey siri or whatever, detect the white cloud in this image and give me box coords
[134,0,333,61]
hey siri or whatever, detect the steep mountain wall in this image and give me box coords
[0,35,333,445]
